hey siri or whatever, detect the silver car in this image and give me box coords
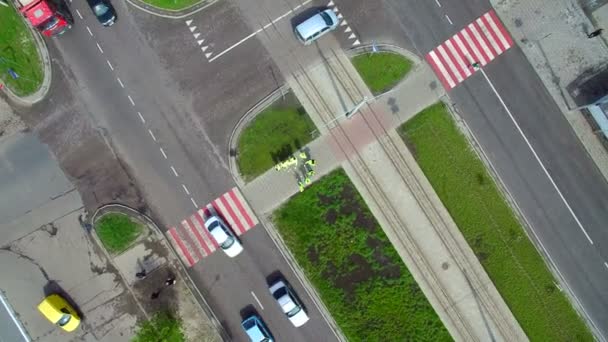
[294,9,339,45]
[269,279,309,327]
[204,215,243,257]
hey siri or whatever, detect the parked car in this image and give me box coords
[204,215,243,257]
[269,279,309,327]
[37,294,80,332]
[294,9,339,45]
[241,314,274,342]
[87,0,116,27]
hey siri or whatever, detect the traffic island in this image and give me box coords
[235,90,318,182]
[0,3,44,98]
[351,51,412,95]
[272,169,451,341]
[91,205,223,342]
[398,102,593,341]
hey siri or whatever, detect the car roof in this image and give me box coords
[37,295,65,323]
[277,294,297,313]
[295,10,334,39]
[242,316,267,341]
[209,224,228,242]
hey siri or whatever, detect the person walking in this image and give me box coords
[588,28,603,38]
[165,277,176,286]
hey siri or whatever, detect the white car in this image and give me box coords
[269,279,309,327]
[204,215,243,257]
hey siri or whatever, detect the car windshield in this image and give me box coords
[220,235,234,249]
[94,3,109,16]
[286,304,302,317]
[57,313,71,326]
[37,17,59,31]
[272,287,287,300]
[320,12,333,26]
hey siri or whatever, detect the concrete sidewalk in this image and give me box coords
[242,49,526,341]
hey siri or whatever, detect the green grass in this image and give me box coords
[0,4,43,96]
[273,169,451,342]
[132,311,185,342]
[237,92,317,181]
[398,102,593,341]
[352,52,412,95]
[97,213,143,254]
[138,0,200,11]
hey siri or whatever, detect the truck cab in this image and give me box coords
[18,0,71,37]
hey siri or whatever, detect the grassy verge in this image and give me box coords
[138,0,200,11]
[352,52,412,95]
[398,102,593,341]
[273,169,451,342]
[132,311,185,342]
[0,4,43,96]
[237,92,317,181]
[97,213,143,254]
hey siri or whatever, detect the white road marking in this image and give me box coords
[445,14,453,25]
[127,95,135,106]
[106,60,113,71]
[190,197,198,208]
[185,19,193,26]
[478,67,594,244]
[137,111,145,123]
[117,77,124,88]
[86,26,93,36]
[171,166,179,177]
[96,42,104,54]
[182,184,190,195]
[435,0,441,7]
[604,261,608,270]
[209,0,312,62]
[428,50,455,88]
[160,147,167,159]
[76,9,82,19]
[148,129,157,141]
[251,291,264,310]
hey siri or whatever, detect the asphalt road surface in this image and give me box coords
[384,0,608,338]
[0,293,29,342]
[39,0,341,340]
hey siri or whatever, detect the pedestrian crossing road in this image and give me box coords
[426,10,514,90]
[167,187,259,267]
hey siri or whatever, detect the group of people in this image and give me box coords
[274,151,317,192]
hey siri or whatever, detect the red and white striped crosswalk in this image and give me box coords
[166,187,258,267]
[426,10,514,91]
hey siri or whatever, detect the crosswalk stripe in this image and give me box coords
[452,34,474,67]
[485,11,511,50]
[446,38,472,77]
[427,50,456,89]
[183,219,210,256]
[467,23,494,61]
[459,29,487,65]
[229,187,257,227]
[168,227,195,267]
[218,194,246,235]
[179,221,204,260]
[192,211,218,251]
[476,17,502,55]
[437,45,464,82]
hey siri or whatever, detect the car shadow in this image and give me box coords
[43,280,84,320]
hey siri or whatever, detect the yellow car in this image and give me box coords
[37,294,81,332]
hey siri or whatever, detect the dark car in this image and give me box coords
[88,0,116,26]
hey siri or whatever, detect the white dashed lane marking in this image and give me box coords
[182,184,190,195]
[117,77,124,88]
[137,112,145,123]
[148,129,157,141]
[76,9,82,19]
[86,26,93,36]
[171,166,179,177]
[96,42,104,54]
[106,60,113,71]
[127,95,135,106]
[160,147,167,159]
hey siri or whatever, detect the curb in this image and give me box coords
[125,0,218,19]
[1,6,52,106]
[227,43,421,187]
[89,204,228,341]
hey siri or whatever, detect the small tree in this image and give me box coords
[132,311,185,342]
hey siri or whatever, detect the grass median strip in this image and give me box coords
[352,52,412,94]
[398,102,593,341]
[0,4,43,96]
[273,169,451,342]
[97,213,143,254]
[237,92,317,181]
[138,0,200,11]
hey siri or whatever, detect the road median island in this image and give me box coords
[0,3,43,97]
[398,102,593,341]
[237,91,318,182]
[273,169,452,342]
[351,51,412,95]
[96,212,143,254]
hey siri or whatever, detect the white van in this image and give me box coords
[294,9,339,45]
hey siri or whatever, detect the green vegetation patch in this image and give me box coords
[132,311,185,342]
[237,92,317,181]
[97,213,143,254]
[398,102,593,341]
[352,52,412,94]
[273,169,451,342]
[138,0,200,11]
[0,4,43,96]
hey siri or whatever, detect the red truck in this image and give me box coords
[17,0,71,37]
